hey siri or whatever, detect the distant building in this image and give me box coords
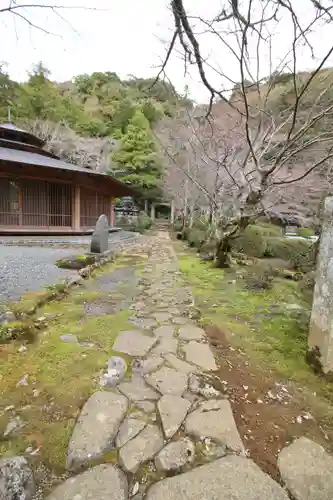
[0,123,135,234]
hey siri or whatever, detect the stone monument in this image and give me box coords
[308,196,333,374]
[90,214,109,254]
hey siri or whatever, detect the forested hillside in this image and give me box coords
[0,63,190,201]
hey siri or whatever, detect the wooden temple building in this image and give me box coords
[0,123,135,234]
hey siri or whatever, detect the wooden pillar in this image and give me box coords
[110,197,115,228]
[18,181,23,227]
[144,199,148,214]
[72,184,81,231]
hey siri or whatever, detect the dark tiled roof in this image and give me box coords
[0,146,136,196]
[0,123,45,147]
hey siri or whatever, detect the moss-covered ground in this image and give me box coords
[0,255,145,472]
[175,243,333,402]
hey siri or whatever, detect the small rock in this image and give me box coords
[4,416,26,437]
[16,374,29,387]
[116,417,146,448]
[189,374,222,399]
[119,425,164,473]
[100,356,127,387]
[132,481,140,496]
[296,415,303,424]
[278,437,333,500]
[145,367,188,396]
[0,311,16,325]
[60,334,78,343]
[0,456,35,500]
[47,464,127,500]
[155,438,195,471]
[158,395,191,438]
[18,345,27,353]
[4,405,15,412]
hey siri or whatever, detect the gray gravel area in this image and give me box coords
[0,246,77,306]
[0,231,140,308]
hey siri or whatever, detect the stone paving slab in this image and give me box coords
[113,330,158,356]
[178,325,205,341]
[185,400,245,454]
[146,367,188,396]
[158,395,191,438]
[146,456,289,500]
[183,341,217,371]
[47,464,128,500]
[155,438,195,471]
[278,437,333,500]
[163,353,198,374]
[67,392,128,469]
[118,375,161,401]
[119,425,164,473]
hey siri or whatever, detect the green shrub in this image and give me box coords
[136,214,152,232]
[186,228,207,249]
[264,237,315,271]
[296,227,315,238]
[255,222,283,237]
[192,216,208,230]
[173,220,183,232]
[232,225,267,257]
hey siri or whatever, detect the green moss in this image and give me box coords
[176,243,333,402]
[0,282,133,472]
[265,237,315,271]
[233,225,267,257]
[297,227,315,238]
[0,320,36,342]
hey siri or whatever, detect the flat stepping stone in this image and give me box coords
[146,367,188,396]
[116,417,146,448]
[119,425,164,473]
[155,438,195,471]
[278,437,333,500]
[152,312,171,323]
[135,401,156,413]
[129,317,158,330]
[185,399,245,454]
[113,330,158,356]
[132,356,164,375]
[179,325,205,340]
[67,392,128,469]
[118,375,160,401]
[153,325,174,338]
[47,464,127,500]
[151,337,178,356]
[163,353,198,374]
[146,456,289,500]
[158,395,191,438]
[172,317,188,325]
[183,341,217,371]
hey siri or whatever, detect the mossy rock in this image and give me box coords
[296,227,315,238]
[56,254,96,270]
[0,320,36,343]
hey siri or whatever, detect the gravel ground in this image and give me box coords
[0,246,77,306]
[0,231,140,307]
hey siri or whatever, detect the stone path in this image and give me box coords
[4,232,333,500]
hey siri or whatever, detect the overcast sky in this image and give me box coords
[1,0,332,103]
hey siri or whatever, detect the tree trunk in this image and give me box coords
[215,235,232,268]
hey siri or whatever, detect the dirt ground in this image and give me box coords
[205,324,333,481]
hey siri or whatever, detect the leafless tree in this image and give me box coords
[157,0,333,266]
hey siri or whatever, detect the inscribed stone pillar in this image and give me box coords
[308,196,333,374]
[150,203,155,221]
[170,200,175,224]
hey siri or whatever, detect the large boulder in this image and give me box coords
[0,456,35,500]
